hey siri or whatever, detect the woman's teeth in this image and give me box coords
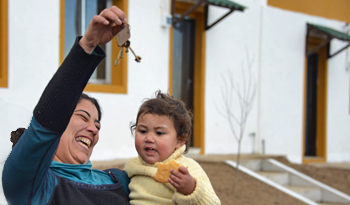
[76,137,91,149]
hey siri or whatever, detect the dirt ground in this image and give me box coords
[96,156,350,205]
[199,157,350,205]
[199,161,306,205]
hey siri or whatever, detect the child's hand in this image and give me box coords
[169,166,196,195]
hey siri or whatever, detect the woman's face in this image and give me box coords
[53,99,101,164]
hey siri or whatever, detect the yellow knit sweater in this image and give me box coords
[124,145,221,205]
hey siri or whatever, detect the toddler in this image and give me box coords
[124,91,220,205]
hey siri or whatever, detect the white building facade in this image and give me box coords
[1,2,350,194]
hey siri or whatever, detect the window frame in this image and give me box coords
[0,0,8,88]
[60,0,128,94]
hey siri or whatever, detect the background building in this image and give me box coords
[1,0,350,203]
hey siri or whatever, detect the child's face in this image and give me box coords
[135,113,185,164]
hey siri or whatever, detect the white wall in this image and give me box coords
[327,38,350,162]
[0,0,60,203]
[259,6,307,163]
[204,2,350,164]
[204,0,261,155]
[259,6,350,163]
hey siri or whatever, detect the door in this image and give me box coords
[305,53,318,156]
[303,37,328,163]
[172,18,195,146]
[170,1,206,153]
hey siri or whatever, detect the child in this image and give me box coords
[124,91,221,205]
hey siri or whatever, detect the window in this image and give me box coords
[0,0,8,88]
[60,0,128,93]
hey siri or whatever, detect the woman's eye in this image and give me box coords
[79,115,88,121]
[95,124,101,130]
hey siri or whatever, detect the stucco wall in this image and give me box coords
[260,6,350,163]
[0,0,60,203]
[204,2,350,164]
[259,6,306,163]
[204,0,261,155]
[327,38,350,162]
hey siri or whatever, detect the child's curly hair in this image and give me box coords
[131,90,193,153]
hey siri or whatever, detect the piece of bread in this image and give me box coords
[152,160,184,183]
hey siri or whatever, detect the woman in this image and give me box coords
[2,6,130,205]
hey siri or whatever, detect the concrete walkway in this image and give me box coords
[91,154,279,169]
[91,154,350,170]
[307,162,350,170]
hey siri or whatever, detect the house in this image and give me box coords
[1,0,349,170]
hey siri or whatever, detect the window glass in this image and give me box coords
[65,0,111,84]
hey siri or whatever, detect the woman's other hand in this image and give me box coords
[79,5,127,54]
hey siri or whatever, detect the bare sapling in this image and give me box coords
[215,50,256,193]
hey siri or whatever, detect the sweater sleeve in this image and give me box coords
[2,37,105,205]
[171,158,221,205]
[34,37,105,133]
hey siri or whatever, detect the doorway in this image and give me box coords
[172,18,195,146]
[169,1,206,153]
[305,53,318,156]
[304,37,328,163]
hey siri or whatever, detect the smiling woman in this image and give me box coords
[2,6,131,205]
[53,95,101,165]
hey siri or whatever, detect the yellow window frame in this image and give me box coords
[60,0,128,94]
[0,0,8,88]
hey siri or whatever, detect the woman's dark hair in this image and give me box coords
[79,93,102,121]
[130,90,193,153]
[10,94,101,149]
[11,128,26,148]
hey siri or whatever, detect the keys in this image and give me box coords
[113,24,141,66]
[114,40,141,66]
[116,25,131,47]
[114,46,124,66]
[124,40,142,63]
[114,25,129,66]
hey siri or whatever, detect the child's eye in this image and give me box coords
[156,131,164,135]
[138,129,146,134]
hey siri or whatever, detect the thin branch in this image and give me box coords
[214,100,228,119]
[214,49,257,194]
